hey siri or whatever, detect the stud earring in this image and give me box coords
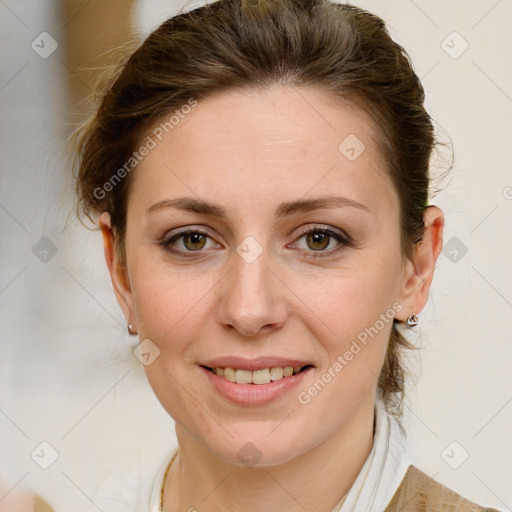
[406,313,418,327]
[127,323,137,335]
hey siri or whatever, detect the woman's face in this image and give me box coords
[104,86,425,466]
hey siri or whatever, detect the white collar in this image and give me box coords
[148,399,410,512]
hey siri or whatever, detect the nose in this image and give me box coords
[216,247,288,337]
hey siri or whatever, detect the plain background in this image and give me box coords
[1,0,511,510]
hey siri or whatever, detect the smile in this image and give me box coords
[204,365,312,385]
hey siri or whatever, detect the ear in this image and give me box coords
[396,206,444,321]
[98,212,135,330]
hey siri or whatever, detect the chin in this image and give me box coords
[198,426,309,468]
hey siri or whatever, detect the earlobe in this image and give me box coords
[98,212,136,330]
[396,206,444,321]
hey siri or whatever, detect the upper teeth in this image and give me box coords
[212,366,303,384]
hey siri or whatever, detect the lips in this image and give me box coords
[200,362,314,405]
[201,356,314,372]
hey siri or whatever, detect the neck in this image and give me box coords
[163,395,375,512]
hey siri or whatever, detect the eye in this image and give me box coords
[159,228,219,256]
[292,225,352,259]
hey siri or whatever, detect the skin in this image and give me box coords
[99,85,444,512]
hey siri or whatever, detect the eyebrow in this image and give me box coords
[145,195,370,218]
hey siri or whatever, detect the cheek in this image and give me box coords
[300,251,401,394]
[131,258,212,345]
[309,263,400,346]
[130,266,211,422]
[295,280,393,429]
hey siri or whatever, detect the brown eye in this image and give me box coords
[293,225,352,260]
[182,232,207,251]
[305,232,331,251]
[160,228,218,256]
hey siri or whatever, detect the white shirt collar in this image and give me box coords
[148,398,410,512]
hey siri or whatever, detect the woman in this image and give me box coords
[70,0,502,510]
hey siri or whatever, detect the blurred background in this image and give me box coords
[1,1,511,511]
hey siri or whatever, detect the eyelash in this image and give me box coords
[158,225,352,260]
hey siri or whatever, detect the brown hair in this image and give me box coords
[71,0,448,417]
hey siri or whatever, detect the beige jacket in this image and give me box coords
[385,465,501,512]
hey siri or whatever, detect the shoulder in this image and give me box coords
[385,464,502,512]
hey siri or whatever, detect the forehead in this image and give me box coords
[129,85,397,219]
